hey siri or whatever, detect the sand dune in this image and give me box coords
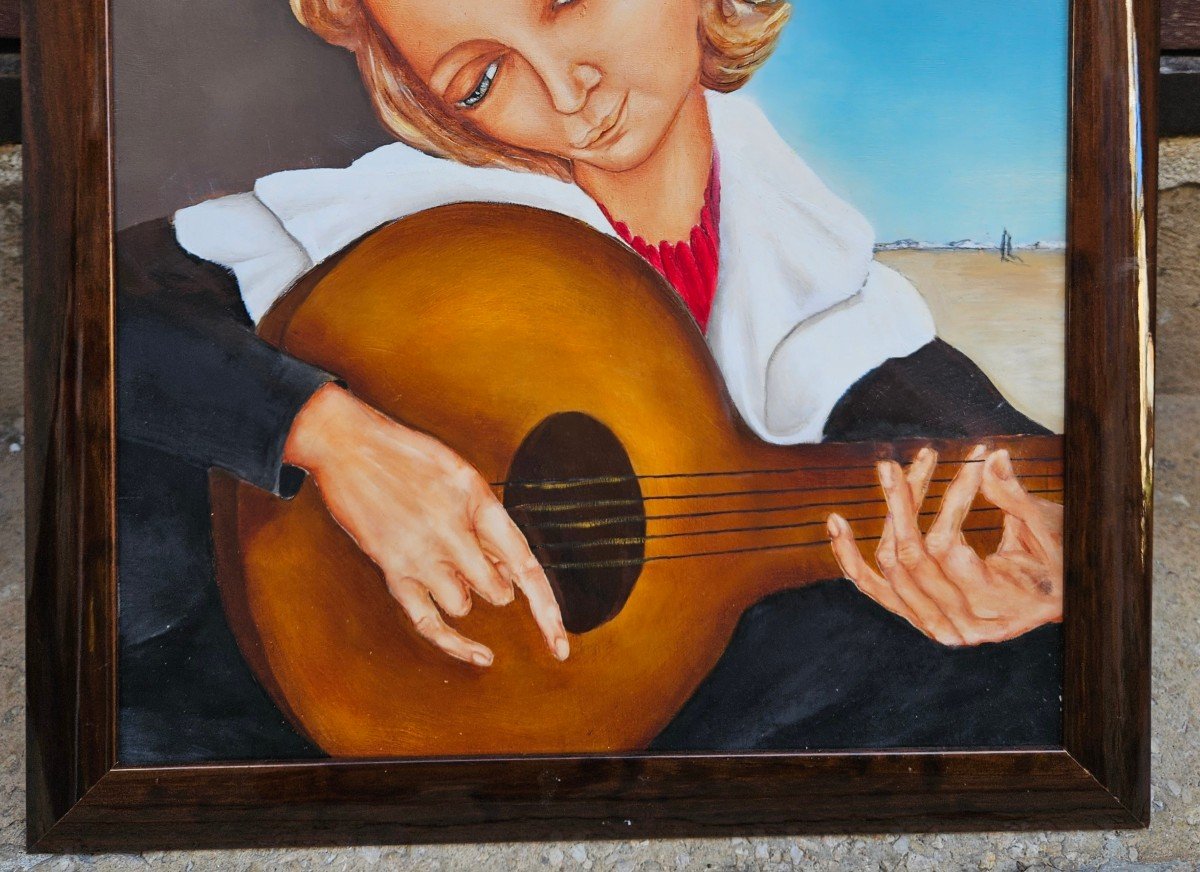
[876,250,1066,432]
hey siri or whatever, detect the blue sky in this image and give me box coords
[742,1,1069,245]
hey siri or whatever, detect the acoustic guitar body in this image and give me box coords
[211,203,1062,757]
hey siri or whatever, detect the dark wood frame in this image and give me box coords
[1164,0,1200,48]
[23,0,1157,852]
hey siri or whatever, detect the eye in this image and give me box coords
[553,0,579,6]
[457,60,500,109]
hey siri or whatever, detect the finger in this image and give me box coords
[979,449,1029,517]
[446,535,514,607]
[926,444,987,550]
[879,447,939,558]
[1013,516,1051,563]
[390,578,493,666]
[998,515,1028,554]
[998,515,1053,578]
[980,450,1061,561]
[872,518,967,646]
[878,460,922,543]
[907,446,939,506]
[878,459,945,578]
[424,563,473,618]
[474,501,570,660]
[878,460,981,639]
[827,514,918,623]
[511,556,570,661]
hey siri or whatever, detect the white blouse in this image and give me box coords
[175,91,935,444]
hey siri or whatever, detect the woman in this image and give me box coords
[116,0,1063,761]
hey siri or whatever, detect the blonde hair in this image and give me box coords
[290,0,791,181]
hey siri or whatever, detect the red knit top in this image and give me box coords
[597,153,721,332]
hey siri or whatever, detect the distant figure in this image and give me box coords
[1001,228,1022,263]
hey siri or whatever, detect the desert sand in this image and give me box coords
[876,249,1066,433]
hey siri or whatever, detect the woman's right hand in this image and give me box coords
[282,383,569,667]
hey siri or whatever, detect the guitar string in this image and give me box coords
[522,491,1059,552]
[489,454,1063,490]
[517,485,1063,531]
[529,507,1014,552]
[536,525,1007,570]
[503,471,1063,513]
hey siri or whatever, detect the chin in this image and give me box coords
[580,118,674,174]
[579,139,655,174]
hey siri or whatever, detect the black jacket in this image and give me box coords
[116,218,1061,764]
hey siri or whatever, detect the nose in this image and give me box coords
[540,60,602,115]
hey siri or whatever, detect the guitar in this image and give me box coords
[210,203,1063,757]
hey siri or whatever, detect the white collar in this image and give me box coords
[175,91,933,443]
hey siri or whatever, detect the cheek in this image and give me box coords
[598,0,705,89]
[472,66,566,154]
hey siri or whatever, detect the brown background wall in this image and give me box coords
[109,0,390,230]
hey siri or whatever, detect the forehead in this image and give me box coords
[364,0,520,77]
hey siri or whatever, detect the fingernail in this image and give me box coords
[878,462,895,487]
[831,514,850,538]
[554,636,570,661]
[969,444,988,461]
[994,450,1014,480]
[472,650,493,667]
[827,516,839,539]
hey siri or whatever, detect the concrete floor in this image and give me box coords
[1,144,1198,869]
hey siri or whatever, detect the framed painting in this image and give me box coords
[25,0,1155,851]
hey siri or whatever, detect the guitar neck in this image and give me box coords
[603,432,1064,588]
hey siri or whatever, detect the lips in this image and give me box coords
[575,94,629,150]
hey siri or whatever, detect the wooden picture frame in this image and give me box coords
[24,0,1156,851]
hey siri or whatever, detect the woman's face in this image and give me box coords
[365,0,707,174]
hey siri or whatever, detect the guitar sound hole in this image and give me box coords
[504,413,645,634]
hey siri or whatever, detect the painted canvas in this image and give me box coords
[113,0,1068,762]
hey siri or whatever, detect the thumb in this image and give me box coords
[981,449,1058,559]
[979,450,1033,516]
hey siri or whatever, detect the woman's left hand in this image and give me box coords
[826,444,1063,646]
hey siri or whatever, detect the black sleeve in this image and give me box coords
[822,338,1051,442]
[116,218,338,497]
